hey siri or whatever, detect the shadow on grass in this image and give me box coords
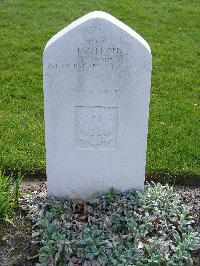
[2,166,200,187]
[146,172,200,187]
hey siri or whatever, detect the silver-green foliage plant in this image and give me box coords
[37,183,199,265]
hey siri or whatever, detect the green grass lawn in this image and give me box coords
[0,0,199,179]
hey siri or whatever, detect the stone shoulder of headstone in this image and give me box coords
[44,11,151,54]
[43,11,152,199]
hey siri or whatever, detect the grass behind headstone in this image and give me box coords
[0,0,199,179]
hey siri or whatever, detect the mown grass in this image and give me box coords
[0,0,199,178]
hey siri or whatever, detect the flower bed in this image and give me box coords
[19,182,200,266]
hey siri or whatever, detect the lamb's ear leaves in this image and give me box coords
[136,191,143,198]
[173,232,181,244]
[85,252,94,260]
[98,253,108,264]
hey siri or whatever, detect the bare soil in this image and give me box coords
[0,180,46,266]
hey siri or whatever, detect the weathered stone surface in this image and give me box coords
[43,11,152,198]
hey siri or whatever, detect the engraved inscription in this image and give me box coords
[75,106,118,148]
[47,37,132,72]
[75,88,120,96]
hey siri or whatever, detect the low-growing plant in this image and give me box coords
[0,171,23,221]
[36,183,199,265]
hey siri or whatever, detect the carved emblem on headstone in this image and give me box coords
[75,106,118,148]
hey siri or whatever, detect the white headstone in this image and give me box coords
[43,11,152,198]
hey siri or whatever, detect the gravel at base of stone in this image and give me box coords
[19,181,200,265]
[20,181,200,232]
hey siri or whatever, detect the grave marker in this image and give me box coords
[43,11,152,198]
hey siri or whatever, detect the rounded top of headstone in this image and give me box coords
[44,11,151,54]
